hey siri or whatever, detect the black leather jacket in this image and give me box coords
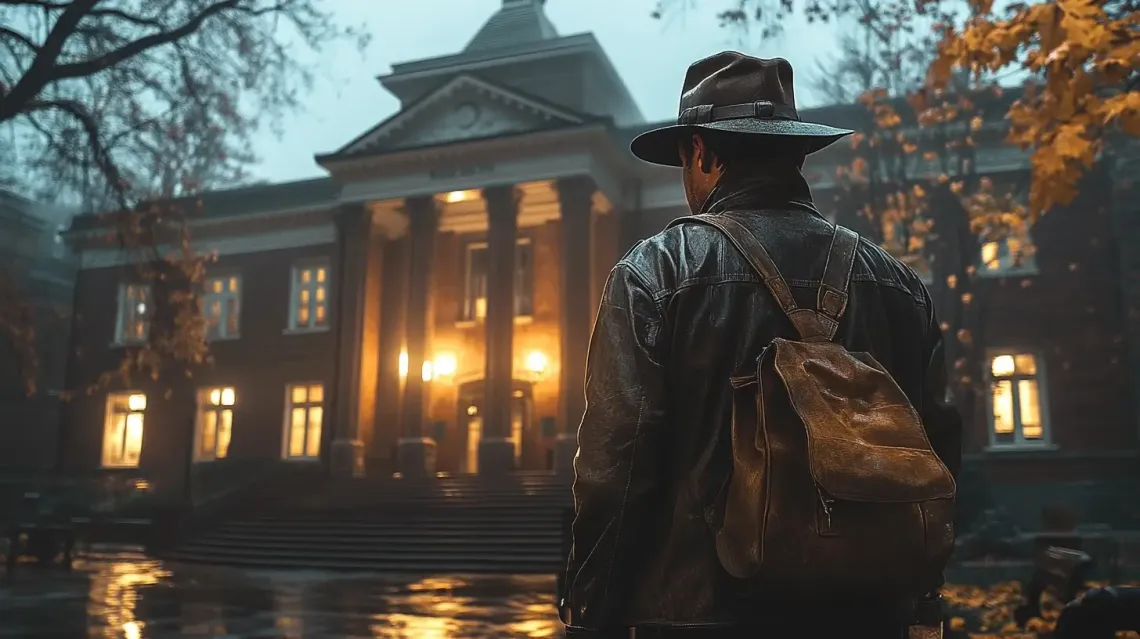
[562,174,963,634]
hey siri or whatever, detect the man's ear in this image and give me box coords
[690,133,707,172]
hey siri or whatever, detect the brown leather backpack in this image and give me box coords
[678,212,957,598]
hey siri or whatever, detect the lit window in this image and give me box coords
[461,238,534,322]
[195,386,235,461]
[289,261,330,331]
[980,234,1037,275]
[988,352,1048,446]
[284,383,324,460]
[202,274,242,340]
[115,283,151,344]
[102,392,146,468]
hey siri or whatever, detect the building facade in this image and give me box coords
[0,190,75,471]
[54,0,1140,526]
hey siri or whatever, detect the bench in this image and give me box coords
[1054,586,1140,639]
[1012,545,1094,627]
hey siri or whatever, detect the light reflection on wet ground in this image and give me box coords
[0,550,562,638]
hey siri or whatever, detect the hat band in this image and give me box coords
[678,101,800,126]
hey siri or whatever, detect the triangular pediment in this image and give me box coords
[332,74,586,156]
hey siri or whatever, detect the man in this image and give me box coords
[561,53,962,637]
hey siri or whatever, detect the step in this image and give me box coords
[192,534,562,548]
[167,544,561,565]
[203,530,563,544]
[233,515,564,527]
[162,552,562,573]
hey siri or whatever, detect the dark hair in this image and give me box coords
[680,129,808,172]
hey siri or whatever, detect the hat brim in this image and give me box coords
[630,120,855,167]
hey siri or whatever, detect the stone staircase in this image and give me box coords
[161,472,572,573]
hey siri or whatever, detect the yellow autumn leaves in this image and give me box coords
[931,0,1140,215]
[942,581,1140,637]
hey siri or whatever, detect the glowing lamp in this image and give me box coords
[524,350,548,375]
[421,360,434,382]
[398,351,409,378]
[434,352,458,378]
[127,394,147,411]
[445,190,470,203]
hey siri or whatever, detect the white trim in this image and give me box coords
[460,236,534,322]
[79,223,337,270]
[282,382,326,460]
[113,282,151,345]
[287,257,332,332]
[193,386,236,462]
[976,235,1040,278]
[983,348,1053,449]
[101,391,147,469]
[339,74,584,157]
[202,273,243,341]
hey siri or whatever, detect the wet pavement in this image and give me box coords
[0,550,563,638]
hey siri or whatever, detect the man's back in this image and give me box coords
[564,205,961,631]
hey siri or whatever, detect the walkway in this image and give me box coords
[0,549,562,638]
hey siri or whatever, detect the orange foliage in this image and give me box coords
[930,0,1140,215]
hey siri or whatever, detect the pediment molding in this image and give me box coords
[332,74,586,157]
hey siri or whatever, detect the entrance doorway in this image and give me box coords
[457,381,533,474]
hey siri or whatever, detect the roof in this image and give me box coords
[463,0,558,54]
[65,177,340,233]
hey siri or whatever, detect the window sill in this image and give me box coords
[975,267,1040,279]
[108,340,147,349]
[282,327,330,335]
[982,443,1059,455]
[282,456,321,463]
[455,315,535,329]
[99,464,141,470]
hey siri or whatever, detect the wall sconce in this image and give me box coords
[523,350,549,381]
[445,190,476,203]
[434,352,458,379]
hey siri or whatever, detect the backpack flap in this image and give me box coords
[771,338,956,503]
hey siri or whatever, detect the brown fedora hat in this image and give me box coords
[630,52,854,167]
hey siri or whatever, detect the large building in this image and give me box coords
[0,190,75,471]
[53,0,1140,527]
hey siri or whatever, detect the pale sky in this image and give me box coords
[252,0,842,183]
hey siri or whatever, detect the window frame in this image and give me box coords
[286,258,331,333]
[977,233,1039,278]
[282,382,325,461]
[114,282,152,345]
[101,391,147,468]
[193,386,236,462]
[201,273,243,341]
[984,348,1054,450]
[459,236,535,323]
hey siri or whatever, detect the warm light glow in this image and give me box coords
[209,388,221,405]
[422,360,434,382]
[445,190,472,203]
[467,405,478,416]
[398,350,409,378]
[433,352,458,378]
[525,350,548,375]
[991,355,1015,377]
[127,394,146,411]
[220,387,235,406]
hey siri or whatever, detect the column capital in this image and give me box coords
[402,194,439,233]
[555,175,597,198]
[481,184,524,214]
[335,201,371,232]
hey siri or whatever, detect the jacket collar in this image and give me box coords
[698,166,820,217]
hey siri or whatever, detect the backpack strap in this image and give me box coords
[815,225,860,339]
[671,213,834,342]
